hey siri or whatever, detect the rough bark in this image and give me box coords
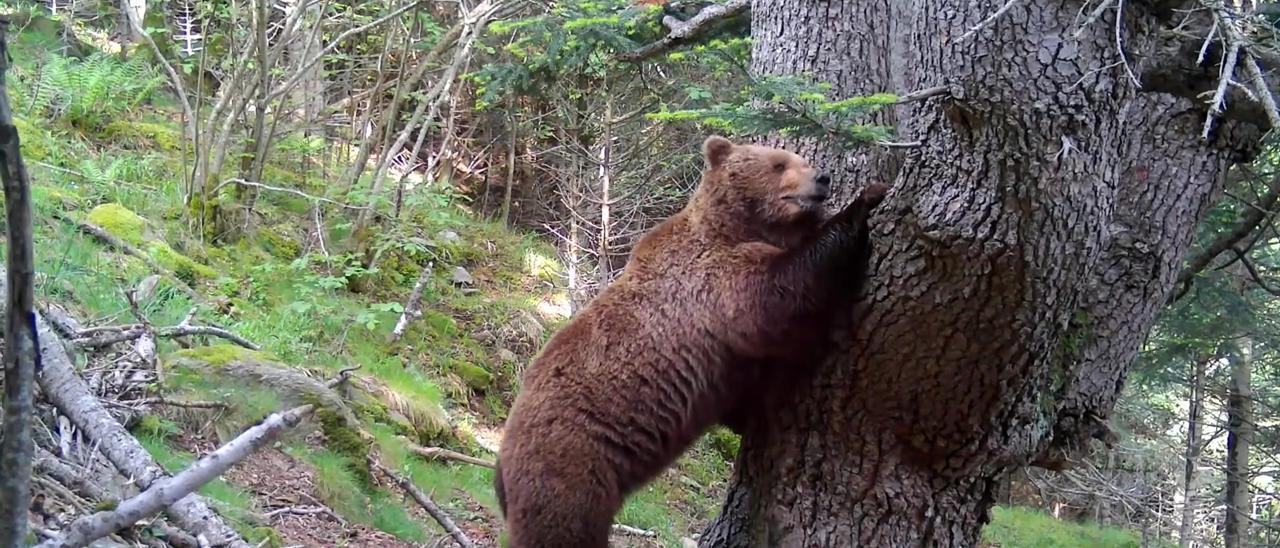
[1224,336,1253,548]
[701,1,1260,546]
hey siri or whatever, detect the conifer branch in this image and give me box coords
[618,0,750,62]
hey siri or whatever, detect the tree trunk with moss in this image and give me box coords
[700,1,1262,546]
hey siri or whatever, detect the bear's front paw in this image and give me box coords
[860,183,890,207]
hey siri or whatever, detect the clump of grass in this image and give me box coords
[291,445,430,543]
[982,506,1144,548]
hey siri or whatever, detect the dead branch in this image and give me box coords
[0,16,41,545]
[1,276,250,547]
[107,397,228,410]
[212,178,372,211]
[405,443,495,469]
[75,328,146,349]
[959,0,1023,41]
[37,405,316,548]
[612,524,658,537]
[1174,172,1280,300]
[618,0,750,62]
[370,458,475,548]
[387,262,434,344]
[158,325,261,351]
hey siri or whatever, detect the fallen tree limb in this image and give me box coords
[612,523,658,537]
[37,404,316,548]
[158,325,261,351]
[107,397,229,410]
[370,458,475,548]
[405,442,495,469]
[76,322,260,351]
[617,0,749,62]
[0,275,250,547]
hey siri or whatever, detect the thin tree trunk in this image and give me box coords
[0,21,38,545]
[501,99,516,227]
[1180,354,1207,548]
[596,97,612,289]
[1224,336,1253,548]
[700,1,1261,545]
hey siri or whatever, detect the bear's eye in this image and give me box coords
[772,162,787,173]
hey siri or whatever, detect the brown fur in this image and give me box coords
[495,136,888,548]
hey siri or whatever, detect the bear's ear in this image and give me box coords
[703,135,734,169]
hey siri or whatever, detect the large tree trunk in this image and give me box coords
[701,1,1260,546]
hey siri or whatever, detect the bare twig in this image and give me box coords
[370,458,475,548]
[212,178,372,211]
[159,325,261,351]
[37,405,316,548]
[1204,42,1241,138]
[0,17,40,546]
[618,0,750,62]
[405,443,495,469]
[959,0,1023,41]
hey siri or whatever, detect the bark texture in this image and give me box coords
[701,1,1261,546]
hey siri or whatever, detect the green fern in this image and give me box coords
[12,52,164,132]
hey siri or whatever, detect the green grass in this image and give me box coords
[982,506,1146,548]
[288,444,432,544]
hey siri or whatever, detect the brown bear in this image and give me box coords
[494,135,888,548]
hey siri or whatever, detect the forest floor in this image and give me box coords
[5,10,1150,548]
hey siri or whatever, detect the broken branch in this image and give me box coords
[405,443,495,469]
[37,404,316,548]
[370,458,475,548]
[618,0,749,62]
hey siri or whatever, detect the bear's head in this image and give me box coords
[693,135,832,244]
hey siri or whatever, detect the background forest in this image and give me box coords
[0,0,1278,546]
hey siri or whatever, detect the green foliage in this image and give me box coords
[982,506,1146,548]
[705,426,740,461]
[13,52,163,132]
[650,75,897,148]
[472,0,665,106]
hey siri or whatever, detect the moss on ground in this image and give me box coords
[87,202,147,245]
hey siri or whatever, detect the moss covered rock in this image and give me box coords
[87,202,147,245]
[450,360,493,391]
[259,223,302,260]
[146,240,218,283]
[100,120,183,152]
